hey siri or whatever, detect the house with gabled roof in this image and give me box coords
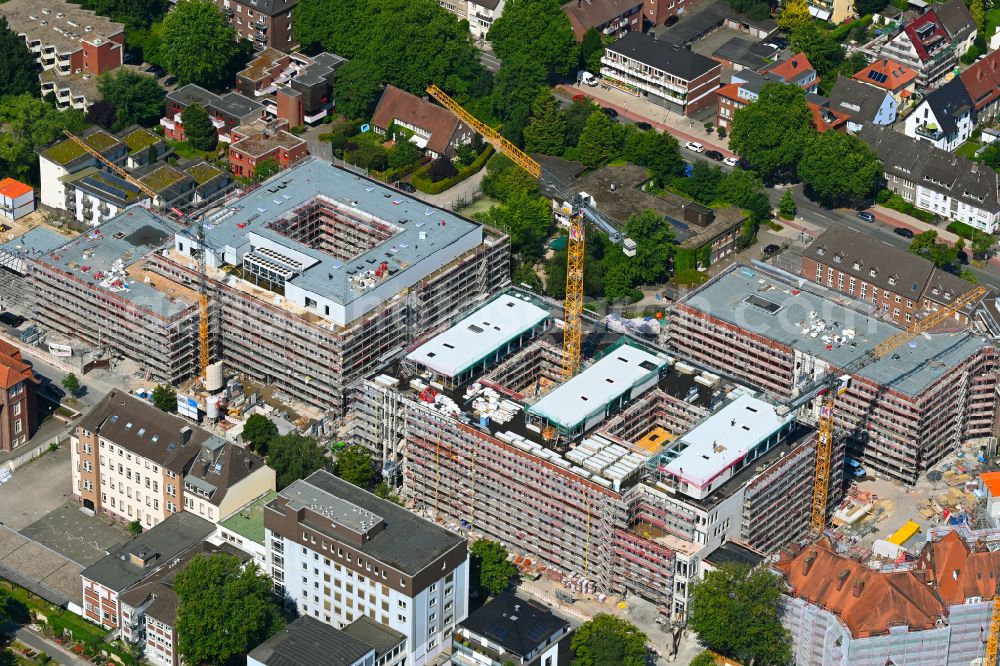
[371,85,474,159]
[853,58,918,103]
[878,8,958,88]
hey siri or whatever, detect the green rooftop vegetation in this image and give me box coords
[122,128,160,154]
[141,166,185,192]
[218,490,277,545]
[43,131,120,165]
[186,161,223,185]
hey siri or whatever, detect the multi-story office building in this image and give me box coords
[264,470,469,666]
[249,615,407,666]
[71,390,275,528]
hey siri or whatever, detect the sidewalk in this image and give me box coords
[868,205,1000,270]
[557,84,734,158]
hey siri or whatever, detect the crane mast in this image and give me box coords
[61,131,159,199]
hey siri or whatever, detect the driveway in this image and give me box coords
[15,628,89,666]
[415,167,488,211]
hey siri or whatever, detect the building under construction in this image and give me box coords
[30,158,509,404]
[348,291,841,620]
[669,263,999,485]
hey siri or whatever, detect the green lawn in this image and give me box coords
[955,141,981,160]
[987,8,1000,38]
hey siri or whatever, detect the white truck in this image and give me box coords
[577,70,598,86]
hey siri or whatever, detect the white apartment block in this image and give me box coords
[265,471,470,666]
[467,0,504,39]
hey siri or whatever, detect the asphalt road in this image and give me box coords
[14,628,89,666]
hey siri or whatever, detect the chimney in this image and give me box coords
[883,58,888,68]
[852,579,864,597]
[803,550,817,576]
[836,569,850,591]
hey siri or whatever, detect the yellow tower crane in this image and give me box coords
[62,130,159,199]
[986,579,1000,666]
[806,285,987,531]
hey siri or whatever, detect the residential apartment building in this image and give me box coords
[878,9,960,89]
[716,56,820,129]
[371,86,474,159]
[467,0,505,39]
[37,128,127,211]
[250,616,406,666]
[119,542,248,666]
[776,528,1000,666]
[934,0,977,56]
[669,263,999,485]
[80,512,214,629]
[904,77,973,150]
[801,225,988,328]
[960,49,1000,123]
[562,0,643,42]
[0,179,34,222]
[759,52,820,92]
[601,31,721,115]
[807,0,853,24]
[0,340,38,453]
[161,84,263,144]
[453,591,571,666]
[265,470,469,666]
[228,118,308,179]
[207,0,297,50]
[235,48,346,125]
[828,76,897,133]
[71,389,275,527]
[861,125,1000,233]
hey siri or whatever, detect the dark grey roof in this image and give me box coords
[460,591,568,658]
[860,125,1000,212]
[341,616,406,656]
[828,76,892,124]
[916,76,973,136]
[249,616,373,666]
[230,0,297,17]
[802,225,935,298]
[712,37,776,69]
[703,541,765,568]
[657,0,776,45]
[732,70,788,97]
[606,31,719,81]
[166,84,262,120]
[80,513,214,591]
[276,471,465,576]
[935,0,975,39]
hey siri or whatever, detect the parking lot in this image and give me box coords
[0,446,73,531]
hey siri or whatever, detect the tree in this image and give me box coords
[253,157,280,182]
[374,482,403,505]
[564,98,601,147]
[151,384,176,412]
[180,103,217,151]
[579,27,605,73]
[175,554,284,665]
[777,0,811,33]
[86,100,118,129]
[719,169,771,223]
[523,89,567,156]
[490,54,547,144]
[623,128,684,186]
[428,155,459,182]
[675,160,724,204]
[160,0,240,90]
[488,0,579,80]
[729,83,814,181]
[0,17,39,98]
[267,433,328,490]
[128,519,143,537]
[483,192,552,264]
[798,131,882,206]
[84,0,169,30]
[689,651,718,666]
[971,0,985,31]
[241,414,278,455]
[389,138,421,169]
[791,22,844,79]
[482,154,540,201]
[0,95,86,184]
[469,539,517,595]
[97,69,165,131]
[332,60,385,120]
[570,614,647,666]
[62,373,81,396]
[981,142,1000,169]
[335,445,375,489]
[625,209,676,284]
[910,230,960,271]
[724,0,771,20]
[779,189,797,219]
[575,111,617,167]
[855,0,889,14]
[689,563,792,666]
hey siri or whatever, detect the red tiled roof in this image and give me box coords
[0,178,32,200]
[853,58,918,92]
[370,85,464,157]
[761,52,816,84]
[808,102,850,132]
[0,339,36,390]
[960,50,1000,111]
[915,530,1000,605]
[716,82,743,103]
[903,11,948,63]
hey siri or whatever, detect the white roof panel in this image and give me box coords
[405,294,549,377]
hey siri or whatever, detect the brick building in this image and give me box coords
[0,340,38,452]
[561,0,644,42]
[235,49,346,125]
[228,118,308,179]
[161,85,263,144]
[207,0,297,50]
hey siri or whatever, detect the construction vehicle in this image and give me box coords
[783,285,987,532]
[61,131,159,199]
[425,85,633,378]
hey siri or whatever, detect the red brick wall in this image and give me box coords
[81,39,122,75]
[685,67,721,115]
[643,0,691,25]
[803,256,920,325]
[276,90,303,128]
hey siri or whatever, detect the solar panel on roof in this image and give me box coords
[868,70,888,84]
[82,176,130,199]
[97,171,139,192]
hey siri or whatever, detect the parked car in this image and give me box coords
[572,93,585,102]
[636,121,653,131]
[705,150,724,161]
[163,76,177,86]
[762,244,781,256]
[0,312,25,328]
[145,64,165,78]
[577,70,599,87]
[723,156,739,167]
[894,227,915,239]
[857,211,875,223]
[684,141,705,153]
[602,107,619,119]
[395,181,416,193]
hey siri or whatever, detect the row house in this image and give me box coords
[562,0,644,42]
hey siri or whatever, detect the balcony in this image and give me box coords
[914,123,944,141]
[160,117,175,131]
[211,117,225,129]
[254,20,266,29]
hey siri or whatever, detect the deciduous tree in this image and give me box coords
[790,22,844,79]
[481,154,540,201]
[729,83,814,181]
[128,520,143,537]
[160,0,240,90]
[910,230,960,271]
[777,0,811,33]
[689,563,792,666]
[180,103,217,152]
[798,130,881,206]
[61,373,81,396]
[689,651,718,666]
[623,128,684,186]
[332,60,384,120]
[719,169,771,223]
[241,414,278,455]
[175,554,284,665]
[971,0,985,31]
[151,384,176,412]
[469,539,517,596]
[625,209,675,284]
[483,192,552,264]
[674,160,724,204]
[490,54,547,145]
[268,433,328,490]
[428,155,459,182]
[389,138,421,169]
[85,100,118,129]
[523,89,567,156]
[579,27,605,74]
[488,0,579,79]
[97,69,165,131]
[779,189,797,219]
[335,446,375,489]
[570,614,647,666]
[253,157,280,182]
[575,111,617,167]
[0,95,85,184]
[0,17,38,98]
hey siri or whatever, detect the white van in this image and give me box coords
[577,71,599,87]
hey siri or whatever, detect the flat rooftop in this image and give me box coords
[681,264,991,397]
[218,490,278,545]
[1,0,123,52]
[660,392,792,488]
[0,226,73,258]
[37,208,195,318]
[527,342,668,431]
[406,293,550,377]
